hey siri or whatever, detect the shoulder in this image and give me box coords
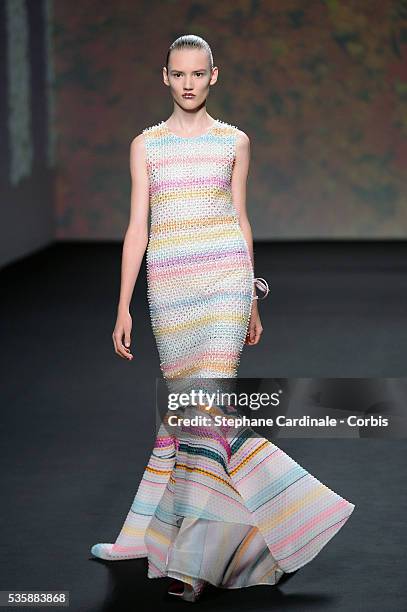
[236,128,250,149]
[130,121,165,146]
[130,132,144,147]
[215,119,249,146]
[129,127,154,166]
[129,133,146,166]
[130,121,167,155]
[141,121,166,141]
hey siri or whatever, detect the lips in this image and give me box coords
[182,94,195,98]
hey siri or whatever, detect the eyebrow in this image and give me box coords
[169,68,208,73]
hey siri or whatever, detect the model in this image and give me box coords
[90,34,355,603]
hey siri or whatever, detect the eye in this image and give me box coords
[195,73,203,77]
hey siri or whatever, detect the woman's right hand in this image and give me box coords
[112,308,133,360]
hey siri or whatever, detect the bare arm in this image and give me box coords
[112,133,150,359]
[231,130,263,345]
[231,131,254,269]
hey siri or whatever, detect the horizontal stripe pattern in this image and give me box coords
[90,119,355,595]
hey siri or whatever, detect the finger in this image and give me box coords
[112,331,118,351]
[113,332,133,359]
[118,341,133,359]
[113,332,123,352]
[253,327,263,345]
[246,327,254,344]
[117,345,133,359]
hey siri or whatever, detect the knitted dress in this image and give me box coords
[91,119,355,596]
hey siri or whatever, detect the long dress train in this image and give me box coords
[90,119,355,598]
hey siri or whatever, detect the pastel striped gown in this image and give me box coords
[91,119,355,596]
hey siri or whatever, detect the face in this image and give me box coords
[163,48,218,108]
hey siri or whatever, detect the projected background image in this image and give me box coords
[49,1,407,238]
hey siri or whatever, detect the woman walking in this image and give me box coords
[90,35,355,603]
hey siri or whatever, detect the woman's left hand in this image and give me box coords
[245,302,263,345]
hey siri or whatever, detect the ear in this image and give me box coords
[210,66,219,85]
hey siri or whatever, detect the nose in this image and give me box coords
[183,78,194,90]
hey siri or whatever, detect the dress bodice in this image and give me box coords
[142,118,241,234]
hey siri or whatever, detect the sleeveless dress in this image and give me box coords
[90,118,355,597]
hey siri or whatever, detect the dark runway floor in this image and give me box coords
[1,241,406,611]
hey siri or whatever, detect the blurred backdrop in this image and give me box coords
[1,0,406,268]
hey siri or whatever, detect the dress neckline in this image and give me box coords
[162,118,218,139]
